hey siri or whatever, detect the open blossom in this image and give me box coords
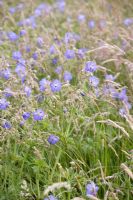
[22,112,31,120]
[33,109,44,121]
[7,31,19,42]
[2,121,11,129]
[47,134,59,145]
[0,98,9,110]
[88,20,95,29]
[50,79,62,92]
[86,182,99,197]
[39,78,49,92]
[63,71,72,82]
[85,61,97,73]
[12,51,22,60]
[44,194,58,200]
[64,49,75,59]
[89,76,99,87]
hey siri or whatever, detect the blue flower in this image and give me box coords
[15,63,26,82]
[55,66,62,74]
[2,121,11,129]
[56,0,66,12]
[9,7,16,14]
[48,134,59,145]
[39,78,48,92]
[49,45,56,54]
[7,31,19,42]
[119,107,126,117]
[50,79,62,92]
[86,182,99,197]
[89,76,99,87]
[19,29,26,36]
[105,74,115,81]
[85,61,97,73]
[0,98,9,110]
[33,109,44,121]
[52,57,58,65]
[24,86,31,97]
[37,37,43,48]
[64,49,75,59]
[123,18,133,26]
[32,52,38,60]
[22,112,30,120]
[63,71,72,82]
[44,194,58,200]
[12,51,22,60]
[4,88,13,98]
[2,68,11,80]
[78,14,86,23]
[88,20,95,29]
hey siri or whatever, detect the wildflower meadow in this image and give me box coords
[0,0,133,199]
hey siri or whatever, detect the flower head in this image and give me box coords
[2,121,11,129]
[78,14,86,23]
[89,76,99,87]
[39,78,48,92]
[50,79,62,92]
[88,20,95,29]
[22,112,30,120]
[2,68,11,80]
[86,182,99,197]
[12,51,22,60]
[0,98,9,110]
[44,194,58,200]
[24,86,32,97]
[63,71,72,82]
[64,49,75,59]
[7,31,19,42]
[85,61,97,73]
[33,109,44,121]
[48,135,59,145]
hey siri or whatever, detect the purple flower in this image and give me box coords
[78,14,86,23]
[88,20,95,29]
[89,76,99,87]
[2,121,11,129]
[55,66,62,74]
[37,37,43,48]
[2,68,11,80]
[47,135,59,145]
[49,45,56,54]
[64,49,75,59]
[123,18,133,26]
[9,7,16,14]
[26,46,31,53]
[56,0,66,12]
[39,78,48,92]
[24,86,31,97]
[77,48,87,59]
[119,107,126,118]
[7,31,19,42]
[50,79,62,92]
[32,52,38,60]
[85,61,97,73]
[52,57,58,65]
[44,194,58,200]
[105,74,115,81]
[33,109,44,121]
[15,63,26,82]
[22,112,30,120]
[63,71,72,82]
[86,182,99,197]
[19,29,26,36]
[4,88,13,98]
[12,51,22,60]
[118,88,128,101]
[0,98,9,110]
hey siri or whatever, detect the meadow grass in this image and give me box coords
[0,0,133,199]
